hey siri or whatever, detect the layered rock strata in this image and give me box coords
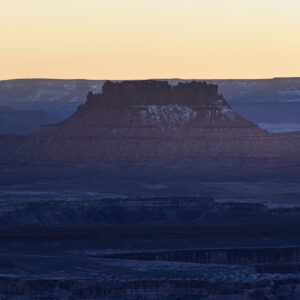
[0,80,300,175]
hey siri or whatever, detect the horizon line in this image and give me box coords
[1,76,300,82]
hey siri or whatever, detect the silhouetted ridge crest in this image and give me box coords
[84,80,222,107]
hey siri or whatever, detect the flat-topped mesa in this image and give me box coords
[38,80,264,139]
[82,80,223,108]
[2,80,300,168]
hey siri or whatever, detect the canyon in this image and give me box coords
[0,105,60,134]
[0,192,300,299]
[1,80,300,299]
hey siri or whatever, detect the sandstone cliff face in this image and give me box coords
[0,80,300,171]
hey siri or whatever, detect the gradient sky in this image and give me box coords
[1,0,300,80]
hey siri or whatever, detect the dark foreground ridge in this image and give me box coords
[1,194,300,299]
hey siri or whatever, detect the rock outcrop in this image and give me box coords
[0,80,300,178]
[102,247,300,265]
[41,80,263,138]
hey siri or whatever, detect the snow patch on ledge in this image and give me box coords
[216,105,236,121]
[137,105,198,124]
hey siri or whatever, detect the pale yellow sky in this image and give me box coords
[1,0,300,80]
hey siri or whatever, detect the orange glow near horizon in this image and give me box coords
[1,0,300,80]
